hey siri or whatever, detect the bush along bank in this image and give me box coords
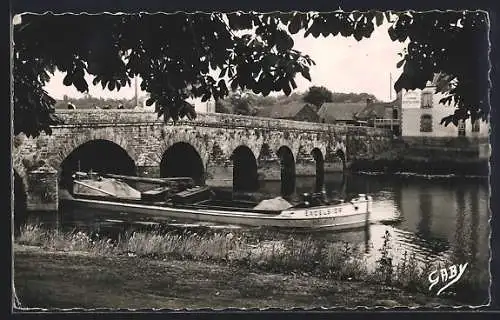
[15,224,488,305]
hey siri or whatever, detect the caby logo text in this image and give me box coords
[428,263,468,296]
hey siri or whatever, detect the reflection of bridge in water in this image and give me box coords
[13,110,392,212]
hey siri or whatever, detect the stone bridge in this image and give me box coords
[12,110,393,211]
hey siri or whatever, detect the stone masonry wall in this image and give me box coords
[13,110,393,204]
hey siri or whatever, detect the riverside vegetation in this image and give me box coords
[14,223,488,308]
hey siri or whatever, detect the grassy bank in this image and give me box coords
[14,244,454,309]
[14,224,488,308]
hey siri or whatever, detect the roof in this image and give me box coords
[356,100,398,120]
[256,101,312,119]
[317,102,366,122]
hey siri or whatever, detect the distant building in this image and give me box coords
[399,73,489,160]
[316,102,366,125]
[256,102,319,122]
[400,74,488,139]
[355,96,402,136]
[317,96,402,135]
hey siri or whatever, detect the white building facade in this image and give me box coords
[400,84,489,139]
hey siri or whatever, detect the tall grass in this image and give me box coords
[15,223,488,304]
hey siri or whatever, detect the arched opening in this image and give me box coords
[231,145,258,192]
[60,140,137,190]
[277,146,296,196]
[325,146,347,173]
[335,149,346,170]
[13,170,27,234]
[311,148,325,192]
[161,142,205,185]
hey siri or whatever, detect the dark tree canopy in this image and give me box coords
[303,86,333,107]
[214,92,260,116]
[331,92,378,103]
[13,11,489,137]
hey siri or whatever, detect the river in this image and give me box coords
[20,172,490,298]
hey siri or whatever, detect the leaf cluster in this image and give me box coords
[13,11,489,136]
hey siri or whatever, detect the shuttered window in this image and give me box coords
[421,91,433,108]
[420,114,433,132]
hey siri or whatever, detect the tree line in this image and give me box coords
[54,94,145,110]
[215,86,378,115]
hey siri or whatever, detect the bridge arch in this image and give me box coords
[59,139,137,190]
[335,149,347,170]
[311,148,325,192]
[159,129,209,170]
[160,142,205,185]
[277,146,296,196]
[231,145,259,192]
[325,144,347,172]
[52,128,138,170]
[224,138,260,166]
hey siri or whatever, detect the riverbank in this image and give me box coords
[350,158,489,177]
[12,224,488,309]
[349,141,489,177]
[14,244,455,310]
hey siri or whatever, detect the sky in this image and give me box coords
[42,20,407,109]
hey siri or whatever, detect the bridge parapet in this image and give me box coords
[52,110,392,137]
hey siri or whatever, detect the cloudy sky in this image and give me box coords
[42,20,407,107]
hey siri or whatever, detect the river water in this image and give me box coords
[21,172,490,297]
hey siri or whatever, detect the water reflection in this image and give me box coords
[19,172,490,284]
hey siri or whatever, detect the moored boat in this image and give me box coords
[65,171,373,230]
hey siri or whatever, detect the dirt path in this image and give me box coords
[13,244,455,310]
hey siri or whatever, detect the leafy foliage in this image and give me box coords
[13,10,489,136]
[303,86,333,107]
[331,92,379,103]
[215,99,233,114]
[283,10,489,126]
[216,89,379,116]
[228,92,258,116]
[386,11,490,126]
[214,91,268,116]
[13,13,315,137]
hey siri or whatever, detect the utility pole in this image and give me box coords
[389,73,393,101]
[134,77,139,108]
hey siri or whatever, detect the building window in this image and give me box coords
[421,91,433,108]
[420,114,433,132]
[458,120,466,136]
[472,120,480,133]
